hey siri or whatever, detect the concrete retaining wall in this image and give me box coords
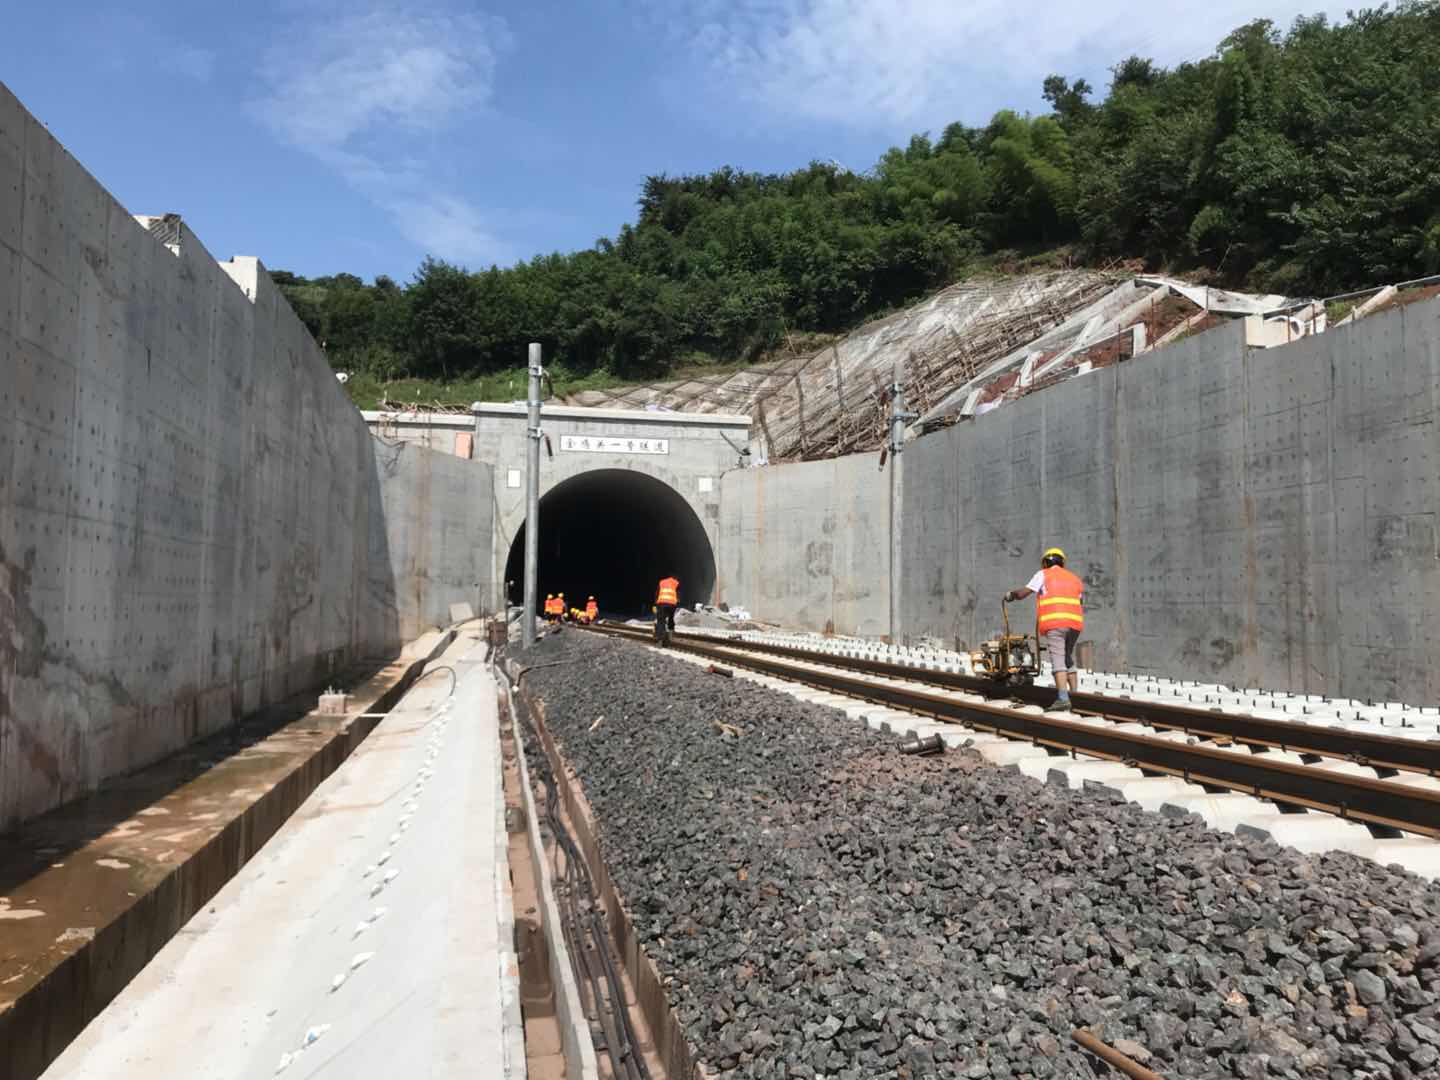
[717,455,890,636]
[369,439,493,642]
[903,302,1440,704]
[0,82,491,829]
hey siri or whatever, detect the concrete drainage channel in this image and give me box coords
[0,629,461,1080]
[499,659,699,1080]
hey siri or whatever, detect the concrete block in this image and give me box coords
[1160,794,1278,830]
[807,694,863,710]
[791,690,840,706]
[1050,714,1112,730]
[1388,773,1440,795]
[1088,775,1203,812]
[317,691,350,715]
[879,714,948,739]
[1235,815,1379,858]
[977,741,1058,767]
[1306,760,1387,781]
[1017,752,1088,783]
[1046,760,1144,790]
[940,729,1010,750]
[1372,839,1440,880]
[1238,748,1310,767]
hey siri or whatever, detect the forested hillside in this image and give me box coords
[277,3,1440,402]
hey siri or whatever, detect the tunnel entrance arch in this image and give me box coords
[504,468,717,617]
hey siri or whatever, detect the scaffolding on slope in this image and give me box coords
[572,271,1121,463]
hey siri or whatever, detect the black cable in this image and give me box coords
[409,664,458,699]
[515,689,650,1080]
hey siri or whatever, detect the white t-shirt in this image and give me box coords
[1026,569,1083,597]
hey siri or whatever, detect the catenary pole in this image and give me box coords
[523,343,542,648]
[888,355,916,643]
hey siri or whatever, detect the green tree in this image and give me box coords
[984,112,1077,244]
[275,1,1440,398]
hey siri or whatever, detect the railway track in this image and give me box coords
[585,622,1440,840]
[626,625,1440,774]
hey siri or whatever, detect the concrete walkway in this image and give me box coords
[45,630,522,1079]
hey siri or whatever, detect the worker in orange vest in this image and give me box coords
[543,594,555,622]
[584,597,599,623]
[655,576,679,635]
[1006,547,1084,712]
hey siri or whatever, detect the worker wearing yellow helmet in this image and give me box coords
[1005,547,1085,712]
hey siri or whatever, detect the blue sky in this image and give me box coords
[1,1,1349,282]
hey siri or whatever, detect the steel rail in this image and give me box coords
[586,623,1440,838]
[595,623,1440,777]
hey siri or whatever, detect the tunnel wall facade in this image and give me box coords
[464,404,747,609]
[902,302,1440,704]
[717,455,890,636]
[0,83,490,830]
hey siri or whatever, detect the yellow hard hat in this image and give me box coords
[588,596,594,600]
[546,593,553,598]
[1043,547,1066,561]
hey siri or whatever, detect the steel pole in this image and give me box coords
[522,343,542,648]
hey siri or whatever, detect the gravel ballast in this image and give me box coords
[516,631,1440,1079]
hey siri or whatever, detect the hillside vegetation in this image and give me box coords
[275,3,1440,407]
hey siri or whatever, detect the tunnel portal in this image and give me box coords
[504,469,716,617]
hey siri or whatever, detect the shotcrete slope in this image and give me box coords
[518,632,1440,1079]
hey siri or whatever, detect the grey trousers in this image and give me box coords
[1044,628,1080,674]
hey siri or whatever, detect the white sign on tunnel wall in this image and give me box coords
[559,435,669,455]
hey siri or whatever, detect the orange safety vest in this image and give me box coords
[656,577,679,605]
[545,597,561,616]
[1037,566,1084,634]
[585,601,598,619]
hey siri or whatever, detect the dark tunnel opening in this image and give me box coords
[504,469,716,618]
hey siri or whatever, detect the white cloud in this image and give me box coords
[251,4,514,266]
[254,8,507,151]
[389,195,510,267]
[665,0,1353,130]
